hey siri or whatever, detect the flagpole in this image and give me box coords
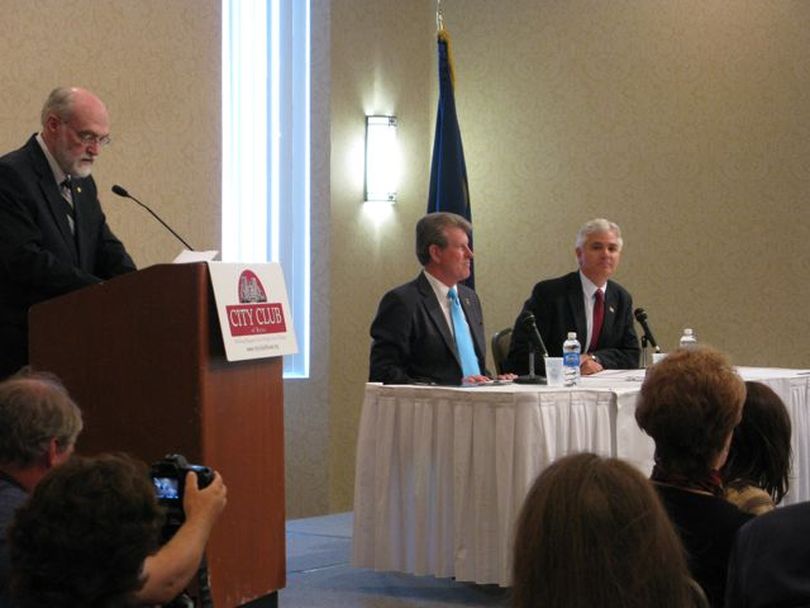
[428,0,475,288]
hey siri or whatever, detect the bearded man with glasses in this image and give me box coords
[0,87,136,378]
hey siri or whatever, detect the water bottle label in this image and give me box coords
[563,352,580,367]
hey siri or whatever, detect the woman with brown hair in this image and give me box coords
[512,452,703,608]
[635,346,752,608]
[722,381,792,514]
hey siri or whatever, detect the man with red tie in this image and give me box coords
[506,218,640,376]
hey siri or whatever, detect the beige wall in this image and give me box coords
[284,0,333,518]
[327,0,810,511]
[328,0,436,512]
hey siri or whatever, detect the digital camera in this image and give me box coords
[150,453,215,538]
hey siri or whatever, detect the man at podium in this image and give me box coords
[0,87,136,379]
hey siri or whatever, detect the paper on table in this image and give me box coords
[172,249,219,263]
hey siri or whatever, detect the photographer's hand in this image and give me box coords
[136,471,228,604]
[183,470,228,526]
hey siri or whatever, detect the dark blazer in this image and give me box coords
[0,135,136,377]
[656,484,752,608]
[726,501,810,608]
[369,272,488,385]
[506,271,640,375]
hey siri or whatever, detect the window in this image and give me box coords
[222,0,310,377]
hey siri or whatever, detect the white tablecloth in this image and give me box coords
[351,367,810,586]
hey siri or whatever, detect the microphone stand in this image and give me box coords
[515,348,546,385]
[641,334,650,369]
[640,333,661,369]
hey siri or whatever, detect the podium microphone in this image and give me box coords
[111,185,194,251]
[633,307,661,352]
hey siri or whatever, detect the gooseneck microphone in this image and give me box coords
[111,185,194,251]
[633,307,661,352]
[519,311,549,357]
[514,311,548,385]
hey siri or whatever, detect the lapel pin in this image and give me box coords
[76,186,82,194]
[609,306,615,314]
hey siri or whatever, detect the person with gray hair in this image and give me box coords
[0,370,83,604]
[507,218,640,376]
[0,86,136,379]
[370,212,511,385]
[0,369,228,607]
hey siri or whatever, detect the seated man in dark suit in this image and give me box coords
[725,501,810,607]
[369,212,506,386]
[0,87,136,379]
[507,218,639,376]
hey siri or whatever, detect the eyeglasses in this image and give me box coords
[76,131,112,147]
[60,119,112,147]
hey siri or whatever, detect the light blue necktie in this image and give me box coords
[448,287,481,377]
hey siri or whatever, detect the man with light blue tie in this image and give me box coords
[369,212,503,385]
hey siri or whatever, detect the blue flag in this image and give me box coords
[427,27,474,288]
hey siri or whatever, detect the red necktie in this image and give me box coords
[589,289,604,352]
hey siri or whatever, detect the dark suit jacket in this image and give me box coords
[506,271,639,375]
[0,135,136,377]
[369,272,488,385]
[726,501,810,608]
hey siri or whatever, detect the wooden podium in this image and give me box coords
[29,263,285,608]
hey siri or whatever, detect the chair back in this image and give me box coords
[491,327,512,375]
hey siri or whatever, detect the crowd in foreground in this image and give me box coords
[513,346,805,608]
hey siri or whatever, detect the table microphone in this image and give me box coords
[111,184,194,251]
[520,311,549,357]
[514,311,547,384]
[633,307,661,352]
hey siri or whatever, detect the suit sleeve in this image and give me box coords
[94,218,136,279]
[724,523,753,608]
[0,165,100,298]
[369,289,419,384]
[505,285,544,376]
[83,181,136,279]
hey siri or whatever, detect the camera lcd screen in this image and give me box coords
[153,477,180,500]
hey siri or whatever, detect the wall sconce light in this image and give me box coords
[364,115,399,203]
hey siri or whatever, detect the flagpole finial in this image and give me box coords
[436,0,445,32]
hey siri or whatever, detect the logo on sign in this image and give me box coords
[226,270,287,336]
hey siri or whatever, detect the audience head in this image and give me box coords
[9,453,163,608]
[512,452,696,608]
[636,347,745,477]
[415,212,473,286]
[574,218,623,285]
[0,369,82,480]
[722,381,792,504]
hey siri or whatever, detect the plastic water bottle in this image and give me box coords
[679,328,697,349]
[562,332,581,386]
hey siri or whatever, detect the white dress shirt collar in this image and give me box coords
[35,133,69,187]
[423,269,456,337]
